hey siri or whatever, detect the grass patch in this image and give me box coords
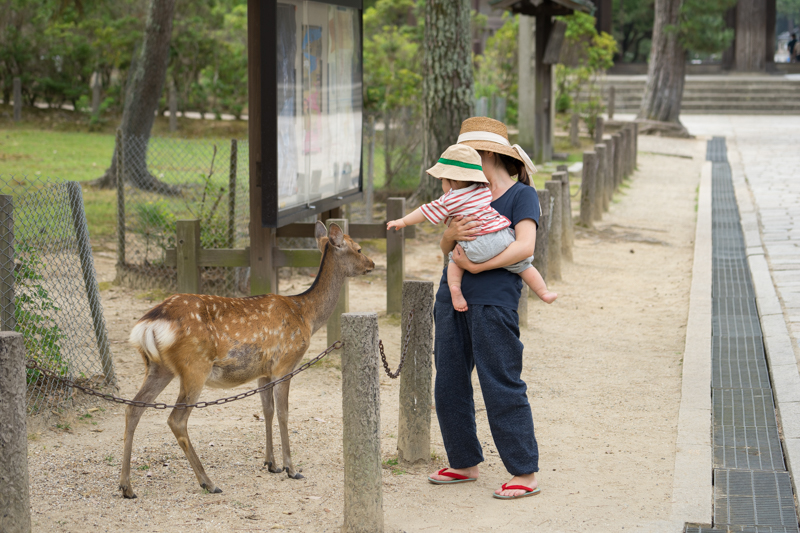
[135,288,173,302]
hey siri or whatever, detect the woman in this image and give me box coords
[427,117,541,499]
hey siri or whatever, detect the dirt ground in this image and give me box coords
[26,135,706,533]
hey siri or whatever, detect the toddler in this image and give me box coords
[387,144,556,312]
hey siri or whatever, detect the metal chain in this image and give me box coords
[24,341,343,410]
[380,310,414,379]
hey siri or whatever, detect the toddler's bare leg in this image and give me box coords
[520,267,557,304]
[447,262,469,312]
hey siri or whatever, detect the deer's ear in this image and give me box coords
[315,221,327,252]
[328,223,345,247]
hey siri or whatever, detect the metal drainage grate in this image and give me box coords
[713,315,763,339]
[713,389,777,428]
[714,426,785,471]
[713,470,798,531]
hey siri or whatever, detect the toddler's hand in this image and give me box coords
[387,219,406,231]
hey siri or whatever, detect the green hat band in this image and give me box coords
[437,157,483,171]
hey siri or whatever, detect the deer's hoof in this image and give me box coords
[266,461,284,474]
[288,471,305,480]
[120,484,137,499]
[201,483,223,494]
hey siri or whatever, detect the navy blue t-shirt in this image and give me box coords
[435,181,540,311]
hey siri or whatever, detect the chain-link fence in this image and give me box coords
[117,134,252,296]
[0,175,116,414]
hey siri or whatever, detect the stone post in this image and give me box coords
[580,151,598,228]
[91,73,101,119]
[553,171,573,262]
[633,122,639,169]
[13,77,21,122]
[533,189,549,282]
[594,144,607,218]
[0,332,31,533]
[341,313,383,533]
[545,181,562,282]
[398,281,433,463]
[169,78,178,132]
[604,137,614,206]
[326,219,349,347]
[613,133,623,188]
[386,198,405,315]
[570,113,580,147]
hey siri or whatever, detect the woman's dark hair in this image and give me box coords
[498,153,531,186]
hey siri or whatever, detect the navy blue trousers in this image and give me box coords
[434,302,539,475]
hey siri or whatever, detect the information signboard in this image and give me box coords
[262,0,363,227]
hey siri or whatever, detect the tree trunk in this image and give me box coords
[91,0,180,195]
[416,0,474,203]
[736,0,767,71]
[638,0,687,125]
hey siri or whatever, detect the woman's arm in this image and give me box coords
[451,219,537,274]
[439,215,483,256]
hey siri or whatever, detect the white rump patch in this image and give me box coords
[129,320,177,363]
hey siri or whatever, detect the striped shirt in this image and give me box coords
[419,184,511,236]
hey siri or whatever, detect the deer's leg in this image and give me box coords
[275,380,303,479]
[167,373,221,494]
[119,363,174,499]
[259,378,282,473]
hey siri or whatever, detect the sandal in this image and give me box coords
[427,468,477,485]
[492,483,541,499]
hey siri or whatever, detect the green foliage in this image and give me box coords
[779,0,800,22]
[555,12,617,137]
[676,0,737,56]
[613,0,655,63]
[474,13,518,125]
[14,241,69,384]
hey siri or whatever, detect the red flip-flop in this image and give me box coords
[493,483,541,499]
[428,468,477,485]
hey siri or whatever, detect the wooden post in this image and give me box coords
[592,145,605,220]
[398,281,433,464]
[0,332,31,533]
[570,113,580,147]
[247,0,277,297]
[604,137,614,206]
[595,144,609,214]
[66,183,116,386]
[365,116,376,223]
[169,78,178,132]
[613,133,623,188]
[115,130,126,267]
[607,85,615,120]
[545,181,562,282]
[386,198,405,315]
[622,127,631,177]
[177,220,201,294]
[517,15,536,156]
[0,196,14,333]
[12,77,21,122]
[341,313,383,533]
[633,122,639,169]
[326,219,349,347]
[594,116,604,145]
[91,72,101,119]
[533,189,549,282]
[534,15,553,163]
[553,171,573,262]
[228,140,238,248]
[579,151,597,228]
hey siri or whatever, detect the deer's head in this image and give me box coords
[315,221,374,277]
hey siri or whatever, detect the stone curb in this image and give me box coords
[728,142,800,500]
[670,160,713,526]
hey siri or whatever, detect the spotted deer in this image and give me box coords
[119,221,374,498]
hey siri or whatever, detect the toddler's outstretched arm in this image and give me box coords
[387,208,426,231]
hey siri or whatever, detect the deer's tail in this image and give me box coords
[129,320,177,364]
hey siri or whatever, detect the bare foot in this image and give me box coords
[539,291,557,304]
[450,285,469,312]
[428,465,479,483]
[495,473,537,498]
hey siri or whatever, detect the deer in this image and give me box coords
[119,221,374,498]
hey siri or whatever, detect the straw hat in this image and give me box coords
[456,117,537,176]
[426,144,489,183]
